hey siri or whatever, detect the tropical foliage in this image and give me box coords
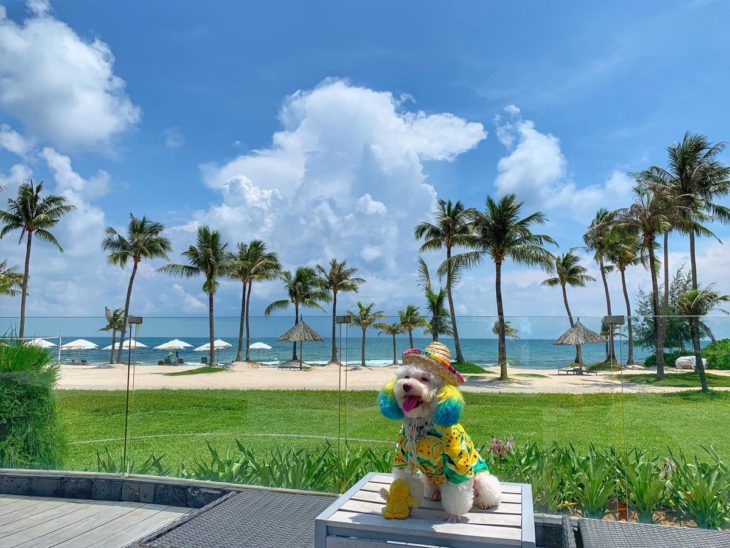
[103,214,171,363]
[317,258,364,364]
[397,305,427,348]
[0,181,74,339]
[416,199,473,363]
[454,194,555,380]
[348,301,384,366]
[100,307,124,364]
[416,258,452,342]
[0,259,22,297]
[228,240,281,361]
[265,267,330,360]
[158,226,227,365]
[542,251,595,364]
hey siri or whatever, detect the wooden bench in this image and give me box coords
[315,472,535,547]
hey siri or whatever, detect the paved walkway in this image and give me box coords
[0,494,189,547]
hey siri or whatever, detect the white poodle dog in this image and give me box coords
[378,342,501,522]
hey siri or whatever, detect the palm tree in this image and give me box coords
[415,199,473,363]
[228,241,281,362]
[615,185,674,379]
[0,181,75,339]
[677,285,729,392]
[348,301,384,366]
[103,215,172,363]
[0,259,23,297]
[541,251,595,364]
[455,194,555,380]
[646,132,730,290]
[604,227,642,364]
[417,258,452,342]
[375,321,404,365]
[158,226,228,366]
[491,320,519,339]
[398,305,427,348]
[100,307,124,364]
[265,267,330,360]
[583,209,617,362]
[316,258,365,364]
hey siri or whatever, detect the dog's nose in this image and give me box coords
[403,383,412,392]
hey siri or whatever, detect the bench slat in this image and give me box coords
[327,510,522,546]
[359,482,522,504]
[350,489,522,515]
[339,499,522,528]
[368,474,522,495]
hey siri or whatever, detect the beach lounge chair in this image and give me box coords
[158,360,164,365]
[80,359,88,365]
[200,356,208,365]
[177,358,184,364]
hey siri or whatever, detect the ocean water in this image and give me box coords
[43,336,650,369]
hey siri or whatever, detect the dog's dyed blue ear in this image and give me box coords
[433,385,464,427]
[377,380,403,420]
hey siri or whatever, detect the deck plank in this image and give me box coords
[49,503,178,548]
[88,506,190,548]
[0,496,188,548]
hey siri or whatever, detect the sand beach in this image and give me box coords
[55,362,730,394]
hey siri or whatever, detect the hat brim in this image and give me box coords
[402,352,463,385]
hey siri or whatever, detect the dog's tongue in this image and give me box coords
[402,396,420,412]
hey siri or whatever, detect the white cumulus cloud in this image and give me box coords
[493,107,635,222]
[187,79,486,313]
[0,124,34,156]
[0,1,140,151]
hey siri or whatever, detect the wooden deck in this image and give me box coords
[0,494,190,547]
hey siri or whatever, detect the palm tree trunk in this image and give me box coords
[236,281,246,362]
[392,333,397,365]
[118,261,139,364]
[408,328,414,349]
[691,317,708,392]
[244,281,253,361]
[18,232,33,340]
[599,257,616,362]
[361,327,366,366]
[292,303,299,360]
[330,291,337,363]
[689,231,698,290]
[495,260,508,381]
[208,289,215,366]
[109,328,117,364]
[561,284,581,365]
[620,268,634,365]
[647,239,665,379]
[446,247,465,363]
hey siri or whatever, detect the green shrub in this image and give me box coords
[703,339,730,370]
[0,343,65,468]
[644,350,686,367]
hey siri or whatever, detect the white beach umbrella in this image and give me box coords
[249,341,272,350]
[61,339,99,351]
[193,338,233,351]
[26,338,56,348]
[103,338,148,351]
[154,339,192,351]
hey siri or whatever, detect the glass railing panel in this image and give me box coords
[0,316,127,477]
[123,314,344,493]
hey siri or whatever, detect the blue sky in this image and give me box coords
[1,0,729,326]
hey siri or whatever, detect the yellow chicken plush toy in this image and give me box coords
[379,479,419,519]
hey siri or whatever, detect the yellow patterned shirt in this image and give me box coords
[393,423,488,484]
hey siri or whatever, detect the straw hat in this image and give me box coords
[402,341,464,385]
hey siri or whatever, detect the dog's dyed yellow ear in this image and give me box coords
[377,379,403,420]
[433,385,464,427]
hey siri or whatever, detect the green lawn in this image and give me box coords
[164,366,227,377]
[56,389,730,472]
[617,372,730,387]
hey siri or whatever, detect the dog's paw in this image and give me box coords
[474,499,494,510]
[443,513,464,523]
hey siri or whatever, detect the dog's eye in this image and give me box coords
[404,375,410,379]
[421,376,429,382]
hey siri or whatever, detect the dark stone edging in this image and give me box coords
[0,468,331,509]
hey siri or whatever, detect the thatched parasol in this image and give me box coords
[278,319,323,370]
[554,319,604,371]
